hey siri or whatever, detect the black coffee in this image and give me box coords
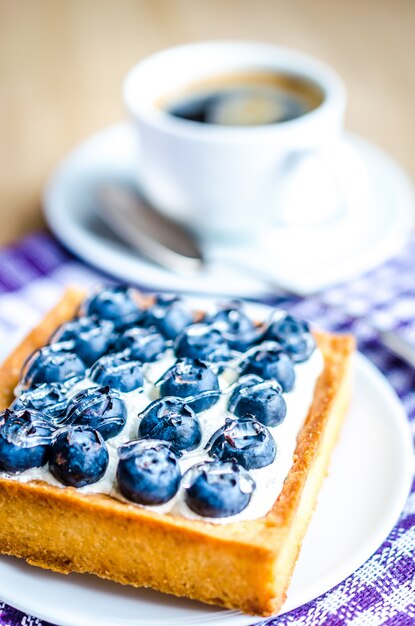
[160,71,323,126]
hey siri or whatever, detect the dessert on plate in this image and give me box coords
[0,285,354,616]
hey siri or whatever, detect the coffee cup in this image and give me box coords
[123,41,348,240]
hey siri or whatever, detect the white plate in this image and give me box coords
[43,122,414,297]
[0,352,413,626]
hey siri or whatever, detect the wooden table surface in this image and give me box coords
[0,0,414,246]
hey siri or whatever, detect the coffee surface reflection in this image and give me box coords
[160,71,324,126]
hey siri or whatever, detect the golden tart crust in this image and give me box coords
[0,288,354,616]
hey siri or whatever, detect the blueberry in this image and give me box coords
[229,374,264,400]
[51,316,114,367]
[266,313,315,363]
[241,341,295,392]
[138,397,202,452]
[228,376,286,427]
[117,440,181,505]
[158,359,220,412]
[211,302,260,351]
[90,353,144,393]
[183,460,255,518]
[207,415,276,469]
[144,294,193,340]
[49,425,109,487]
[80,284,144,329]
[66,386,127,440]
[0,409,54,472]
[174,324,231,362]
[20,343,86,390]
[116,327,166,362]
[11,382,73,426]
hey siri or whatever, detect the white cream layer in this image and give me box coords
[4,347,324,524]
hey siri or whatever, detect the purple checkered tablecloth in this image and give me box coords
[0,231,414,626]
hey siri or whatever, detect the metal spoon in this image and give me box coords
[95,183,298,294]
[94,183,415,369]
[95,184,205,276]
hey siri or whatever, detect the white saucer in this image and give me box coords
[44,122,414,297]
[0,345,413,626]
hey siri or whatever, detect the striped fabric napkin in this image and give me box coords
[0,231,414,626]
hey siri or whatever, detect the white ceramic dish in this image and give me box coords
[0,350,412,626]
[43,122,414,297]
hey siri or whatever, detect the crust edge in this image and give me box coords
[0,289,354,616]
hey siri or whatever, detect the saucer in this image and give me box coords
[44,122,415,297]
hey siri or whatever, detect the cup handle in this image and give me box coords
[275,139,369,227]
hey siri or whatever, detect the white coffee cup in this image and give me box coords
[123,41,348,240]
